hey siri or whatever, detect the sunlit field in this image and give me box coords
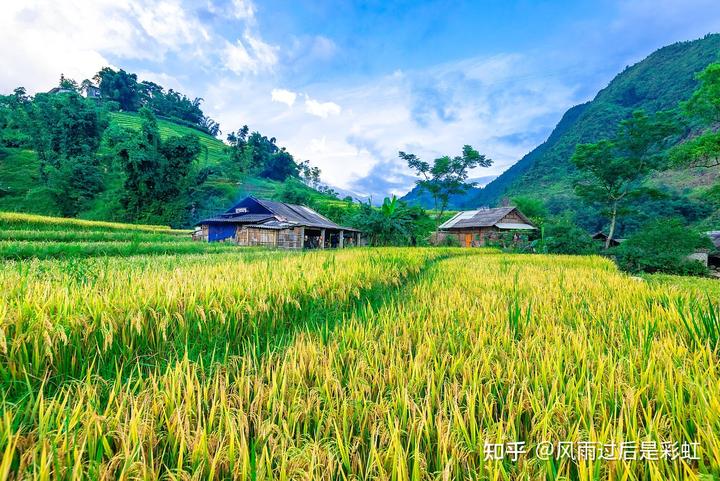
[1,242,719,479]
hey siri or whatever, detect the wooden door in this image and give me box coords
[464,233,472,247]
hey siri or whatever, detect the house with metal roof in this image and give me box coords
[435,206,536,247]
[196,196,360,249]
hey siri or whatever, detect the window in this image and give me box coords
[235,207,248,213]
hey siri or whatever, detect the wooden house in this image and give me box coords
[196,196,361,249]
[435,207,536,247]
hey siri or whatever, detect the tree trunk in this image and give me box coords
[605,201,618,250]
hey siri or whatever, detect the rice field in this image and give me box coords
[0,212,242,260]
[0,231,719,479]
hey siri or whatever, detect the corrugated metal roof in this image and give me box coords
[495,222,536,230]
[440,207,519,229]
[245,220,298,230]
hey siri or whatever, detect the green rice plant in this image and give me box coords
[676,296,720,352]
[0,249,717,480]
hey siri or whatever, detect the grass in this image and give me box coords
[0,211,181,233]
[0,245,718,479]
[0,212,218,260]
[110,112,228,168]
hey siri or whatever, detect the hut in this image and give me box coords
[196,196,361,249]
[591,231,626,247]
[434,207,536,247]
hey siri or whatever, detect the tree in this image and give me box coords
[511,196,548,226]
[347,196,432,246]
[298,160,321,186]
[671,62,720,168]
[542,215,597,255]
[112,108,202,225]
[95,68,141,111]
[571,110,675,248]
[400,145,492,223]
[261,148,299,181]
[24,90,108,214]
[226,126,252,176]
[614,219,712,275]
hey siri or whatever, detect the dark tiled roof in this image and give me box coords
[440,207,531,229]
[199,197,356,231]
[254,198,339,229]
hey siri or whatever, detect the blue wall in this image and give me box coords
[208,224,237,242]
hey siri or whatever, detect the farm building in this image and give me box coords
[196,196,361,249]
[592,231,626,247]
[434,206,537,247]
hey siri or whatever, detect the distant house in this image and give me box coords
[47,87,75,95]
[196,196,361,249]
[592,231,625,247]
[81,84,102,99]
[435,206,536,247]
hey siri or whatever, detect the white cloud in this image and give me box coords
[204,50,581,200]
[243,32,279,69]
[304,96,342,118]
[222,32,278,74]
[271,88,297,107]
[232,0,255,20]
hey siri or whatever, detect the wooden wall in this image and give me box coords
[236,226,304,249]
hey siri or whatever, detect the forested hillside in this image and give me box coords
[404,34,720,235]
[0,69,342,228]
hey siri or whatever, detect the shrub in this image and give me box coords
[613,218,712,275]
[542,217,597,255]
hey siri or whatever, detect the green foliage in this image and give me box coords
[437,234,461,247]
[95,68,218,134]
[511,196,548,226]
[541,216,597,255]
[401,145,492,221]
[348,197,434,246]
[571,110,676,246]
[671,62,720,169]
[613,219,712,275]
[110,108,202,226]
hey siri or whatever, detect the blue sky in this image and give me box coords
[2,0,720,201]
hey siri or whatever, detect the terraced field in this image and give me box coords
[0,224,718,479]
[0,212,241,259]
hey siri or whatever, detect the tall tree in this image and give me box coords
[400,145,492,223]
[111,108,201,225]
[25,90,108,215]
[571,110,675,248]
[95,68,141,111]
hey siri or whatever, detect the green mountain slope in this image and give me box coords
[404,34,720,223]
[0,110,346,225]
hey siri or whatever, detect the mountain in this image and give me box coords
[402,34,720,219]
